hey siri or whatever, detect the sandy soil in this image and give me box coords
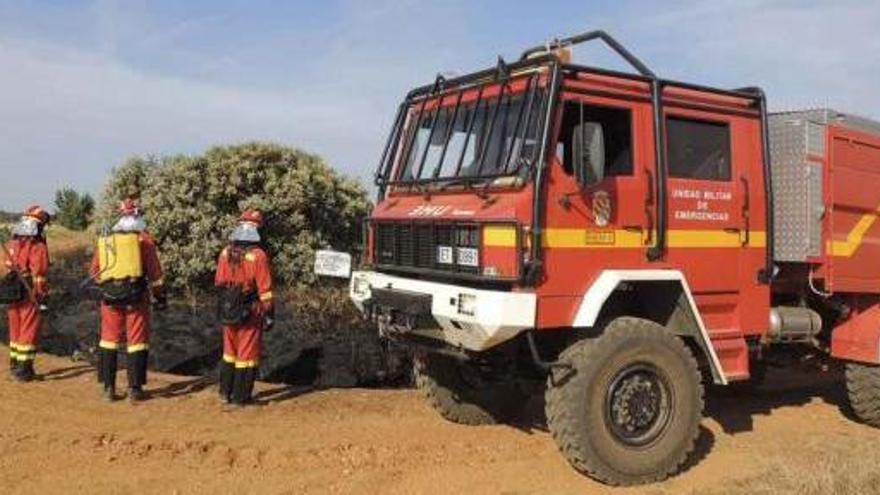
[1,351,878,495]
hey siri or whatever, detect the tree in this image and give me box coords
[94,156,158,230]
[53,188,95,231]
[0,211,17,223]
[100,142,371,292]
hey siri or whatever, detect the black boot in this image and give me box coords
[9,354,17,378]
[96,348,104,385]
[218,361,235,403]
[17,359,35,382]
[101,348,118,402]
[231,367,257,406]
[138,350,148,387]
[127,350,149,403]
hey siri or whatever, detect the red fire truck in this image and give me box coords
[348,31,880,485]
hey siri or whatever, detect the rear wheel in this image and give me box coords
[845,362,880,427]
[545,317,704,486]
[414,352,528,425]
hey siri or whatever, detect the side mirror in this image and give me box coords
[573,122,605,187]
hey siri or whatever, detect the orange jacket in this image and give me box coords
[90,231,165,294]
[214,245,274,309]
[3,237,50,299]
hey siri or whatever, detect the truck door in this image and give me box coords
[555,95,652,248]
[536,92,653,325]
[663,108,767,377]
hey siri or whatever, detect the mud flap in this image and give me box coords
[831,303,880,365]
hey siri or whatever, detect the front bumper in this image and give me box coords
[350,271,536,352]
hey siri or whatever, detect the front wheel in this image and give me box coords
[414,352,528,425]
[545,317,704,486]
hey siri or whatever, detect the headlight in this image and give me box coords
[457,293,476,316]
[351,275,371,298]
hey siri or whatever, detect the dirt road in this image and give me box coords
[1,352,879,495]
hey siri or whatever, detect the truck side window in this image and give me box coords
[666,117,731,181]
[557,102,633,177]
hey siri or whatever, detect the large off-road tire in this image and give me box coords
[845,362,880,428]
[545,317,704,486]
[414,352,527,425]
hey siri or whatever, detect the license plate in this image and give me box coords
[437,246,453,264]
[456,247,479,267]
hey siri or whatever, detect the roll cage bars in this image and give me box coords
[373,30,774,286]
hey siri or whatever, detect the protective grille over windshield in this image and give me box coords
[377,74,548,187]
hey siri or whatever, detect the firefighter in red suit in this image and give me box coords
[215,209,274,407]
[90,199,167,402]
[3,206,50,382]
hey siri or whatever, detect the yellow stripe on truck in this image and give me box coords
[482,225,518,247]
[667,230,767,249]
[482,227,766,249]
[829,208,880,258]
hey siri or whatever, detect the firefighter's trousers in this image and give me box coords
[219,312,263,404]
[7,299,40,377]
[97,298,150,391]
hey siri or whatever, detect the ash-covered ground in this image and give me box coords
[1,245,411,388]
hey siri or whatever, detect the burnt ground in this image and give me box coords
[0,240,410,388]
[0,296,410,389]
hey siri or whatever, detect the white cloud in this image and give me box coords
[0,36,387,209]
[0,0,879,210]
[0,0,481,210]
[622,0,880,114]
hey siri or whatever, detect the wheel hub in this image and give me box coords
[605,363,672,446]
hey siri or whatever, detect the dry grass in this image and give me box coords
[46,225,92,257]
[695,445,880,495]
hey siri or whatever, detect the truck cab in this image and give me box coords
[348,31,880,485]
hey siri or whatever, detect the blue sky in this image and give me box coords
[1,0,878,210]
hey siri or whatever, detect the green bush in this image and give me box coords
[0,210,17,223]
[99,142,371,292]
[95,156,158,231]
[54,188,95,231]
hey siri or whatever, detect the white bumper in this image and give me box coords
[350,271,536,352]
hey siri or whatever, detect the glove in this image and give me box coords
[153,290,169,311]
[262,303,275,332]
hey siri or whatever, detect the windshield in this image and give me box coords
[378,75,548,187]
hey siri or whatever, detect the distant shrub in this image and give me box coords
[0,211,17,223]
[95,156,158,230]
[99,142,371,292]
[54,188,95,231]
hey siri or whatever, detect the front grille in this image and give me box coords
[397,224,414,266]
[373,221,481,275]
[376,224,396,264]
[414,224,433,267]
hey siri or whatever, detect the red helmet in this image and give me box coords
[23,205,50,225]
[118,198,142,217]
[239,209,264,227]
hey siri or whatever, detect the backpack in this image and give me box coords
[0,272,26,304]
[97,233,144,282]
[217,284,257,326]
[98,278,147,306]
